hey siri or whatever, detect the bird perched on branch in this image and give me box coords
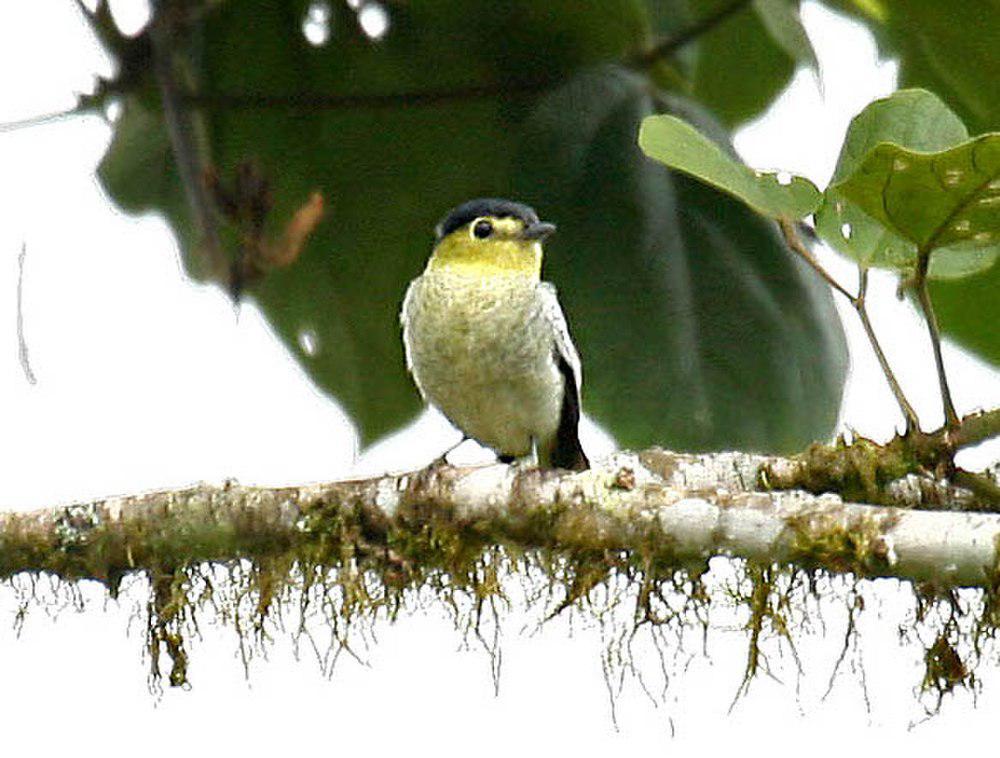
[401,198,589,471]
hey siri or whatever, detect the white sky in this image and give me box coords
[0,1,999,755]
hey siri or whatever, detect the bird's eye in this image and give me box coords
[472,219,493,239]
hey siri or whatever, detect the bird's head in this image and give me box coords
[427,198,556,277]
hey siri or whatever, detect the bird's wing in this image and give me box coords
[399,277,420,373]
[539,282,582,397]
[540,282,589,470]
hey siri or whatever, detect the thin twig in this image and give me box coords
[778,219,854,300]
[16,244,37,385]
[951,408,1000,450]
[181,79,558,111]
[778,220,920,433]
[631,0,754,68]
[914,251,959,429]
[149,2,226,282]
[0,107,85,133]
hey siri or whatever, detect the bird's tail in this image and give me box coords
[545,351,590,471]
[539,360,590,471]
[548,429,590,471]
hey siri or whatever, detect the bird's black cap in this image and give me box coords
[435,198,540,240]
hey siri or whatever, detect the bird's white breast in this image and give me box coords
[401,271,563,457]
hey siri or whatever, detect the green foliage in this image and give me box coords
[82,0,1000,444]
[818,90,999,279]
[638,113,821,218]
[813,88,1000,364]
[690,0,799,126]
[814,89,971,277]
[832,136,1000,274]
[648,88,1000,369]
[819,4,1000,366]
[827,0,1000,136]
[94,0,849,453]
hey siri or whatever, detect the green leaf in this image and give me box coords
[514,66,846,452]
[813,87,1000,365]
[824,90,970,185]
[752,0,818,72]
[827,0,1000,135]
[815,90,993,278]
[830,135,1000,276]
[931,263,1000,366]
[638,113,821,219]
[690,0,797,127]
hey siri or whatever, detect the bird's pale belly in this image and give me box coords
[403,273,563,457]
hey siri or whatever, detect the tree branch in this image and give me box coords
[3,451,997,591]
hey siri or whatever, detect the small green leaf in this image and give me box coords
[830,135,1000,275]
[824,89,969,185]
[752,0,818,72]
[638,114,821,219]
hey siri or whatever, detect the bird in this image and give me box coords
[401,198,590,471]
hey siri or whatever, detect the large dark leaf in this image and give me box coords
[100,0,651,443]
[689,0,798,127]
[98,3,846,451]
[826,0,1000,136]
[513,67,846,451]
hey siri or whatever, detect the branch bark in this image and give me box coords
[3,450,997,590]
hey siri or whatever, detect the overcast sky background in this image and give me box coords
[1,1,999,755]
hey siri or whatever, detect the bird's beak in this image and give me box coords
[521,221,557,241]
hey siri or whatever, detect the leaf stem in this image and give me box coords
[913,251,960,429]
[778,219,853,300]
[854,269,920,434]
[778,219,920,434]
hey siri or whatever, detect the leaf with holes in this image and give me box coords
[815,90,996,279]
[830,135,1000,276]
[638,113,821,219]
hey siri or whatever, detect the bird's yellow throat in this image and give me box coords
[427,231,543,278]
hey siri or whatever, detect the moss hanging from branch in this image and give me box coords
[2,450,1000,708]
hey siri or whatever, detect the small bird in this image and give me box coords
[401,198,590,471]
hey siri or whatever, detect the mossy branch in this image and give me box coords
[6,449,1000,697]
[762,408,1000,509]
[4,450,998,593]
